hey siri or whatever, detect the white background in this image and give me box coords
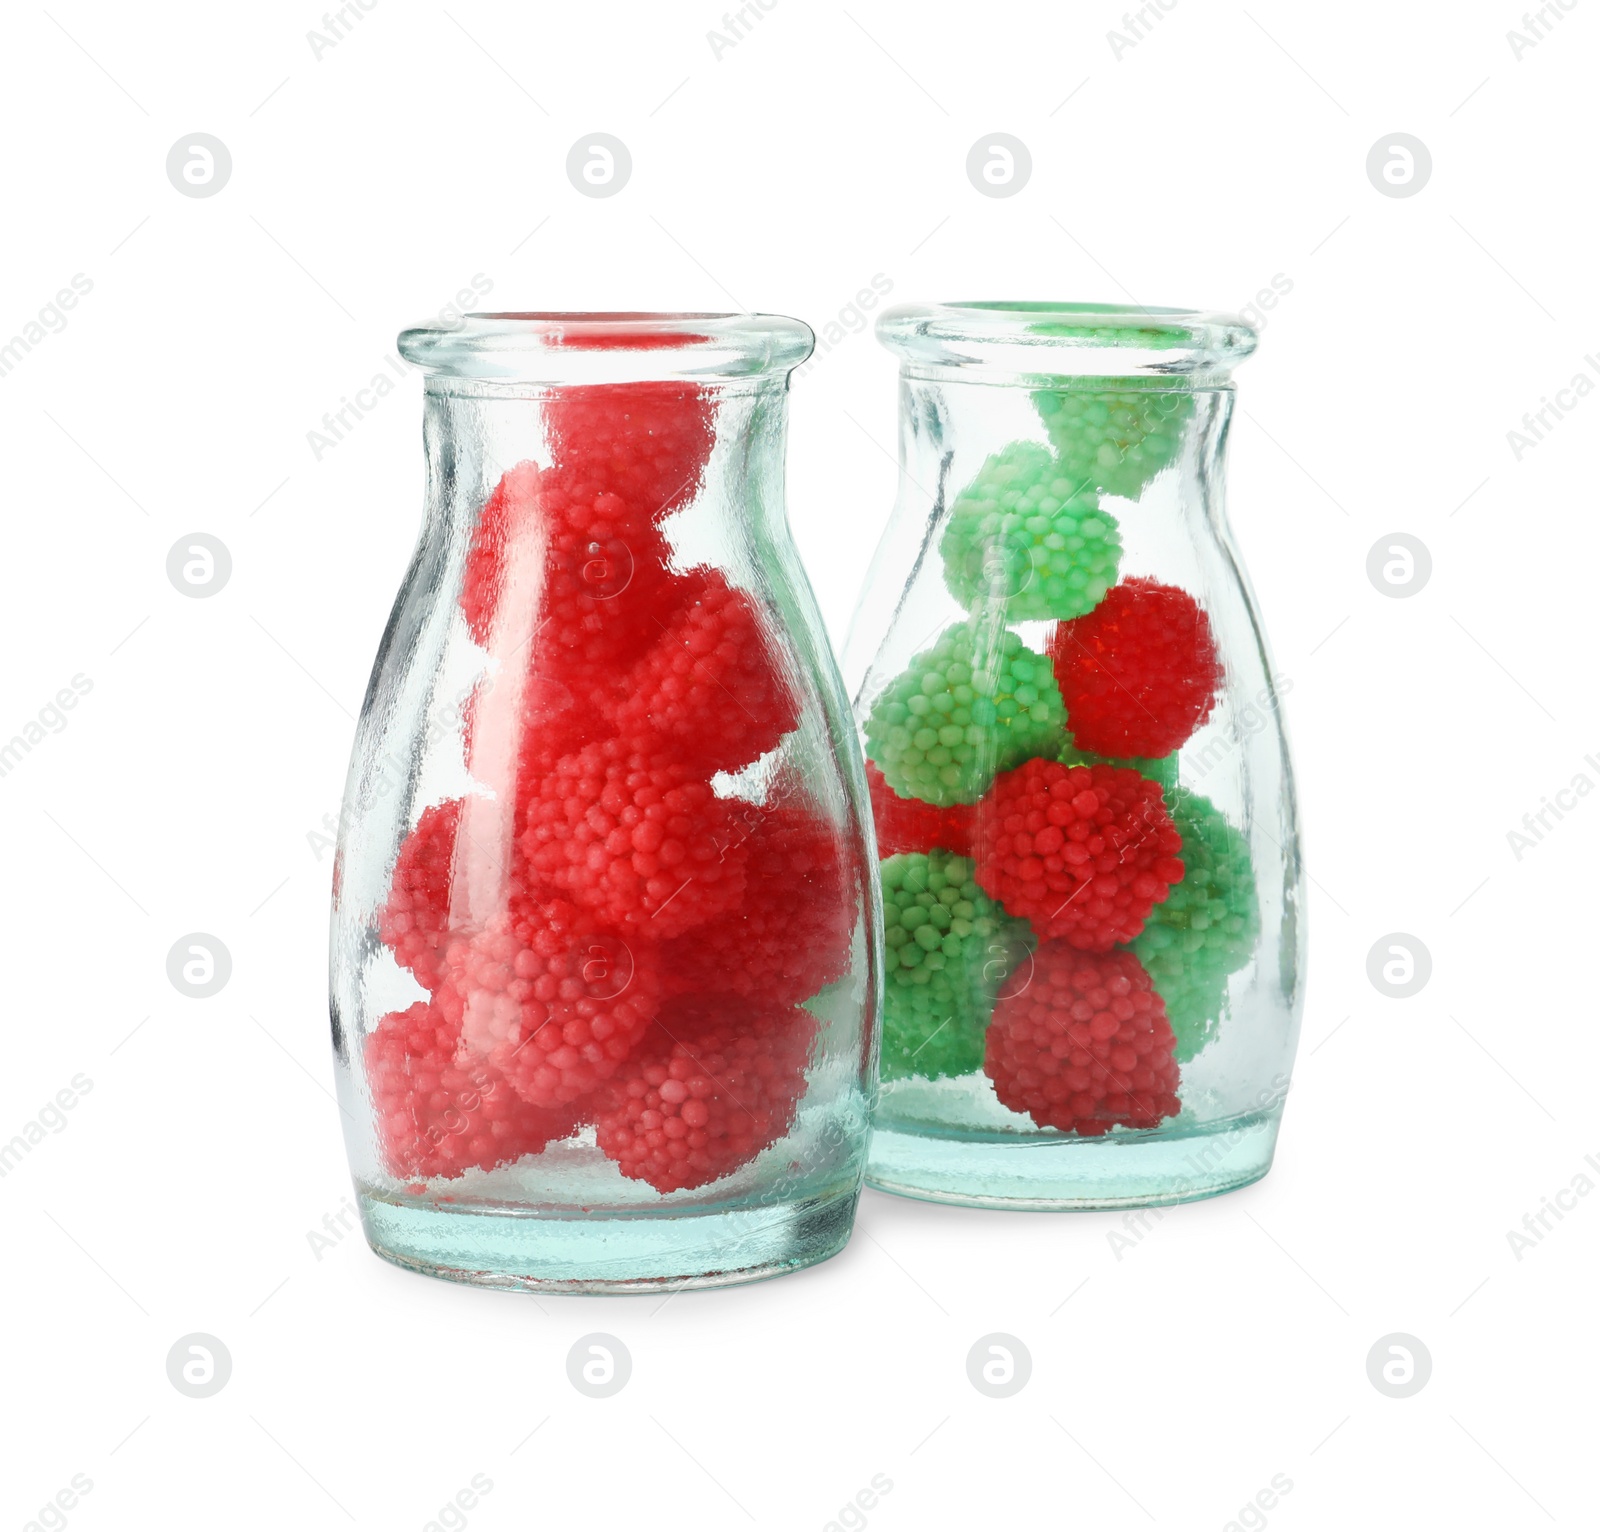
[2,2,1596,1528]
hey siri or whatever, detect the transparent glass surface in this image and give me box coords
[844,302,1303,1209]
[331,313,878,1290]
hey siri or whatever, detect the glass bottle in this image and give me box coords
[331,312,878,1290]
[845,302,1302,1208]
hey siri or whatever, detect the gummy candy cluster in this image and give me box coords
[862,400,1258,1136]
[368,384,856,1193]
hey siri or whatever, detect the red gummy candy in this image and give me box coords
[458,460,671,669]
[973,758,1183,949]
[594,994,817,1193]
[365,1000,578,1180]
[1049,578,1221,758]
[378,801,461,989]
[546,382,714,520]
[441,899,662,1108]
[519,737,748,937]
[983,944,1180,1135]
[614,567,798,773]
[866,760,975,857]
[662,801,854,1005]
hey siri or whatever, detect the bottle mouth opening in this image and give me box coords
[397,311,814,384]
[876,301,1258,384]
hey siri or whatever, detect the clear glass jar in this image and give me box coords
[331,312,878,1291]
[844,302,1302,1208]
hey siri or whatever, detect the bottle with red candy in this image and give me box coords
[331,313,877,1291]
[844,301,1303,1210]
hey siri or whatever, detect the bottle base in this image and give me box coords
[356,1184,860,1294]
[865,1107,1281,1210]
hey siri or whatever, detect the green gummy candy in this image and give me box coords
[1131,787,1259,1062]
[863,619,1068,807]
[1033,385,1193,502]
[879,850,1029,1082]
[940,441,1123,621]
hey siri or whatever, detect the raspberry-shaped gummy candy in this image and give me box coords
[866,761,974,857]
[974,758,1184,949]
[941,442,1122,621]
[459,460,671,670]
[378,800,461,990]
[1049,578,1221,758]
[615,567,798,773]
[519,737,747,937]
[880,850,1028,1081]
[983,944,1180,1134]
[863,621,1067,807]
[546,382,714,520]
[1033,386,1194,501]
[1130,787,1258,1061]
[662,801,854,1006]
[364,1001,579,1181]
[594,995,817,1193]
[442,899,663,1108]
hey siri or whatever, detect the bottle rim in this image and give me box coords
[396,311,814,384]
[876,301,1258,384]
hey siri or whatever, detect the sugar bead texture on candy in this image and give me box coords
[1130,787,1259,1062]
[983,943,1181,1135]
[442,900,663,1108]
[661,800,855,1007]
[973,758,1184,950]
[457,459,673,670]
[940,441,1123,621]
[614,566,799,774]
[364,1001,580,1182]
[879,850,1028,1082]
[866,761,974,857]
[546,382,714,521]
[1033,386,1194,501]
[1049,578,1222,759]
[594,994,818,1193]
[863,621,1068,808]
[378,800,461,991]
[519,736,748,938]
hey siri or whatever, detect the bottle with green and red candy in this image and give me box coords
[862,399,1258,1135]
[369,384,857,1192]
